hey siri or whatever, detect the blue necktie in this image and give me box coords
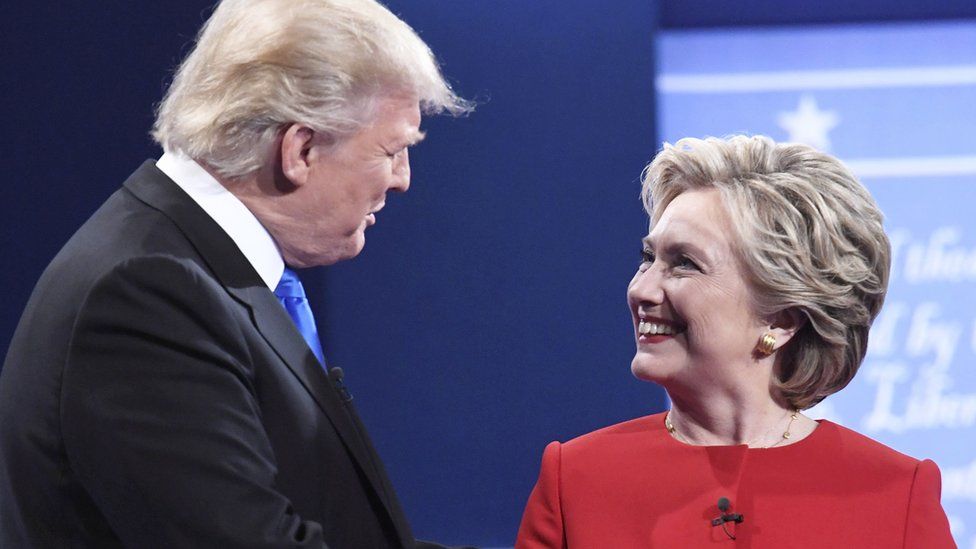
[274,268,326,366]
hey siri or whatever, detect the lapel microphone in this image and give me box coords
[711,497,744,540]
[328,367,353,402]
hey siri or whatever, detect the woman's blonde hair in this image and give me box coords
[153,0,471,178]
[641,135,891,409]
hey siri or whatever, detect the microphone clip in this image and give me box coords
[711,497,744,540]
[328,367,353,402]
[710,513,744,527]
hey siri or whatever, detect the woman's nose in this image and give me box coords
[627,263,665,307]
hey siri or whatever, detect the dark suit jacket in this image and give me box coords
[0,161,437,548]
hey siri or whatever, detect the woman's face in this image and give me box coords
[627,187,767,390]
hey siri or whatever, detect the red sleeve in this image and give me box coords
[515,441,565,549]
[903,459,956,548]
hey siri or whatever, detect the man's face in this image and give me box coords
[275,95,424,267]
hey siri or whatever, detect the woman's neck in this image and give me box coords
[665,393,810,448]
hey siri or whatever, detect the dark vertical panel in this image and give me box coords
[315,1,663,544]
[1,2,216,360]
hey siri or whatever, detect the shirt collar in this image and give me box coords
[155,151,284,290]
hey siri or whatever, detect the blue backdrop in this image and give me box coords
[3,2,976,546]
[320,2,660,544]
[659,21,976,545]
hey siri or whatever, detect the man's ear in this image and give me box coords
[279,124,316,187]
[767,307,807,351]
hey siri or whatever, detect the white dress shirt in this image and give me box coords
[155,151,284,290]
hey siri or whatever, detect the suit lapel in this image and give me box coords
[122,161,407,542]
[236,284,393,495]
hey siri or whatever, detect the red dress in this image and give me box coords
[516,413,955,548]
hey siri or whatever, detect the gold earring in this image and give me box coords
[756,333,776,357]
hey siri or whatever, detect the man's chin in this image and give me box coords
[282,231,366,268]
[325,234,367,265]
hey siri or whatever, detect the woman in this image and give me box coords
[516,135,955,547]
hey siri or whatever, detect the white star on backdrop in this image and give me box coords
[777,94,840,151]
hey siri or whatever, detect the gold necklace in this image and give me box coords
[665,410,799,448]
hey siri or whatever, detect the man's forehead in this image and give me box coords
[372,97,423,138]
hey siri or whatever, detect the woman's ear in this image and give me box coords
[767,307,807,352]
[279,123,316,187]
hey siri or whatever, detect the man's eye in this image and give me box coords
[640,249,655,264]
[676,255,700,271]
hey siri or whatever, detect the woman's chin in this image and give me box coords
[631,358,664,383]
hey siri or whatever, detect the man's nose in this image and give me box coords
[391,148,410,192]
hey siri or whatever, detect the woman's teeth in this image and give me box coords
[639,321,676,336]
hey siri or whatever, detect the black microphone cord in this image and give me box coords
[720,518,736,541]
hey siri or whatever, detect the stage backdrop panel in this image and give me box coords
[658,21,976,545]
[317,1,663,546]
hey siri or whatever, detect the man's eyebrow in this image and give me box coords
[405,130,427,146]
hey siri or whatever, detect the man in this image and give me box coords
[0,1,470,547]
